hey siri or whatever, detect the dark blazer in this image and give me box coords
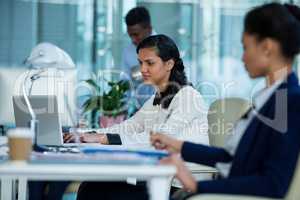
[182,72,300,198]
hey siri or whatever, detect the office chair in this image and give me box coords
[188,98,250,183]
[172,98,250,194]
[207,98,251,148]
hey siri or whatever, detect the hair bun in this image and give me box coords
[284,4,300,22]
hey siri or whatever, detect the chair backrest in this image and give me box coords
[207,98,251,147]
[285,154,300,200]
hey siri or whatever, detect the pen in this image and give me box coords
[163,109,173,124]
[153,108,174,133]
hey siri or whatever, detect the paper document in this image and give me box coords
[30,150,159,165]
[80,146,169,159]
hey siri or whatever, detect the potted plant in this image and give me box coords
[82,79,130,128]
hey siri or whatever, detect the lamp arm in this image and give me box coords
[23,70,48,152]
[28,79,34,96]
[28,69,46,95]
[22,70,36,120]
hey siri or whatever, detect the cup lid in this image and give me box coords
[7,128,33,138]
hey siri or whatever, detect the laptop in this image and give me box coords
[13,95,102,148]
[13,95,64,146]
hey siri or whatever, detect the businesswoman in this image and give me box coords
[75,34,209,200]
[151,3,300,199]
[65,34,209,147]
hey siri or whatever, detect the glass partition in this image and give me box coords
[0,0,297,110]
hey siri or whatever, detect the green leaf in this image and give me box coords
[108,81,115,87]
[85,79,101,94]
[82,96,102,113]
[82,79,130,116]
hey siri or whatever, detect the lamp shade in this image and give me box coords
[25,42,75,70]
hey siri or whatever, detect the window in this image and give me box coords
[0,0,297,106]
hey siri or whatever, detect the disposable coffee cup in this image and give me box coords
[7,128,33,161]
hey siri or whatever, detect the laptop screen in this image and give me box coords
[13,95,63,146]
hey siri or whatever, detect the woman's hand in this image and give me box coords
[63,132,108,144]
[160,154,197,193]
[63,133,77,143]
[150,132,183,154]
[80,133,109,144]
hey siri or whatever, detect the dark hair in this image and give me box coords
[125,7,151,28]
[136,34,188,109]
[244,3,300,60]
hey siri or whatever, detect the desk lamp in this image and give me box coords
[23,43,75,151]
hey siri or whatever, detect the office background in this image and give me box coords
[1,0,300,123]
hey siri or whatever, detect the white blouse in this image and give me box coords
[96,85,209,147]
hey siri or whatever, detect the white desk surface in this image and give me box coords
[0,161,176,181]
[0,161,176,200]
[0,136,217,200]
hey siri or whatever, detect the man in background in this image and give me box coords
[121,6,156,112]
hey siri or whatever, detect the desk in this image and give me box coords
[0,161,176,200]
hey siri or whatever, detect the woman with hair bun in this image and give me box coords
[151,2,300,199]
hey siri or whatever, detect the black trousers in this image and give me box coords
[77,181,149,200]
[28,181,70,200]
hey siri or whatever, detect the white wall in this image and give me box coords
[0,67,26,124]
